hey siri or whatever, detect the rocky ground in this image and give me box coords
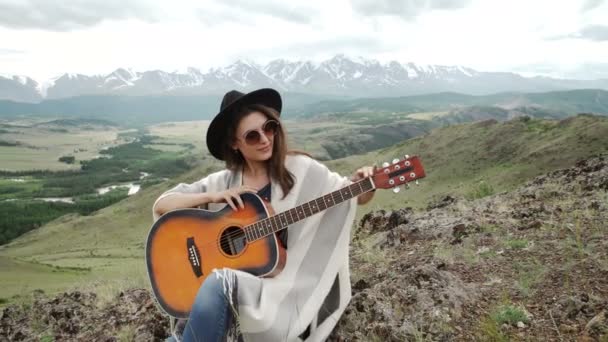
[1,155,607,341]
[331,154,608,341]
[0,289,167,341]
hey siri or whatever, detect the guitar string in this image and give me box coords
[213,179,371,251]
[186,159,419,252]
[179,178,376,252]
[218,177,374,246]
[213,166,416,250]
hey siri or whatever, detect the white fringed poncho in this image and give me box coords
[152,154,357,342]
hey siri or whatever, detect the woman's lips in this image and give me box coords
[258,145,271,152]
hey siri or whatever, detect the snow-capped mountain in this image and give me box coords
[0,75,42,102]
[1,55,607,102]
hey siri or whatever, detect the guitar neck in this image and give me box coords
[243,177,375,243]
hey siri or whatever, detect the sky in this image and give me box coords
[0,0,607,81]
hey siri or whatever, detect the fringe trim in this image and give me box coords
[214,269,244,342]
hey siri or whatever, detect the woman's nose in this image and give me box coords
[259,131,270,144]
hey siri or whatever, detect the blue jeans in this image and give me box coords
[168,273,234,342]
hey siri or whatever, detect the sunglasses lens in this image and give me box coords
[244,131,261,145]
[242,120,279,145]
[263,120,279,137]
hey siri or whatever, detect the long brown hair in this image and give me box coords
[221,104,309,199]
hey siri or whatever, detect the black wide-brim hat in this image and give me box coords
[206,88,282,160]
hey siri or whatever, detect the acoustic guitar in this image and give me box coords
[146,155,425,318]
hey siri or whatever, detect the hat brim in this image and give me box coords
[206,88,282,161]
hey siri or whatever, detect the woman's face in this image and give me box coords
[232,111,276,163]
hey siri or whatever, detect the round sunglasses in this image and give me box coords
[239,120,280,145]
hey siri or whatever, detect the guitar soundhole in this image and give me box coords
[219,226,247,256]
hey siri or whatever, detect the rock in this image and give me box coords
[519,220,542,230]
[332,264,476,341]
[353,279,370,292]
[427,195,457,210]
[560,324,578,333]
[451,224,468,244]
[0,289,170,341]
[516,321,526,329]
[388,208,411,228]
[476,246,490,255]
[584,310,607,335]
[589,201,601,210]
[359,210,386,232]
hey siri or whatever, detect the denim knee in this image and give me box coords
[198,272,225,300]
[189,270,231,316]
[184,270,234,342]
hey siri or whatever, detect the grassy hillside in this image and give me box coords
[327,114,608,217]
[264,116,436,160]
[1,114,607,303]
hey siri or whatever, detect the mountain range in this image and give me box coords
[1,89,606,126]
[2,55,608,102]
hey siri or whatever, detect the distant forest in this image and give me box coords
[0,135,193,245]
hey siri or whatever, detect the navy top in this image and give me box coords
[257,183,288,248]
[257,183,271,202]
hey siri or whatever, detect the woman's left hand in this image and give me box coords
[350,165,376,182]
[350,165,376,205]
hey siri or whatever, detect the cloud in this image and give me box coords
[264,36,393,57]
[564,62,608,79]
[516,62,608,80]
[197,0,316,26]
[0,0,317,30]
[577,24,608,41]
[581,0,605,12]
[546,25,608,42]
[229,0,315,24]
[0,0,157,31]
[227,35,396,64]
[0,48,25,54]
[349,0,470,19]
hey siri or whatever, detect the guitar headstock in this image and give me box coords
[371,155,426,192]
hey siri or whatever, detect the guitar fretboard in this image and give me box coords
[243,177,375,243]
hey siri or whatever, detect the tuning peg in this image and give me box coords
[382,162,390,168]
[392,186,401,193]
[392,158,399,164]
[415,180,419,185]
[405,183,410,189]
[404,154,410,159]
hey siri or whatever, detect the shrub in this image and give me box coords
[466,181,495,200]
[58,156,75,164]
[505,239,528,249]
[0,140,19,146]
[491,304,529,325]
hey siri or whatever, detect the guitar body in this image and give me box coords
[146,192,286,318]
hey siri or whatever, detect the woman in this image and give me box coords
[153,88,375,342]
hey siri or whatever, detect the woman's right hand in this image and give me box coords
[210,186,258,211]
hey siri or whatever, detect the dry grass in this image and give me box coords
[116,324,137,342]
[0,125,129,171]
[406,111,449,121]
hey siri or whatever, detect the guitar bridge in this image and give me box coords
[186,237,203,278]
